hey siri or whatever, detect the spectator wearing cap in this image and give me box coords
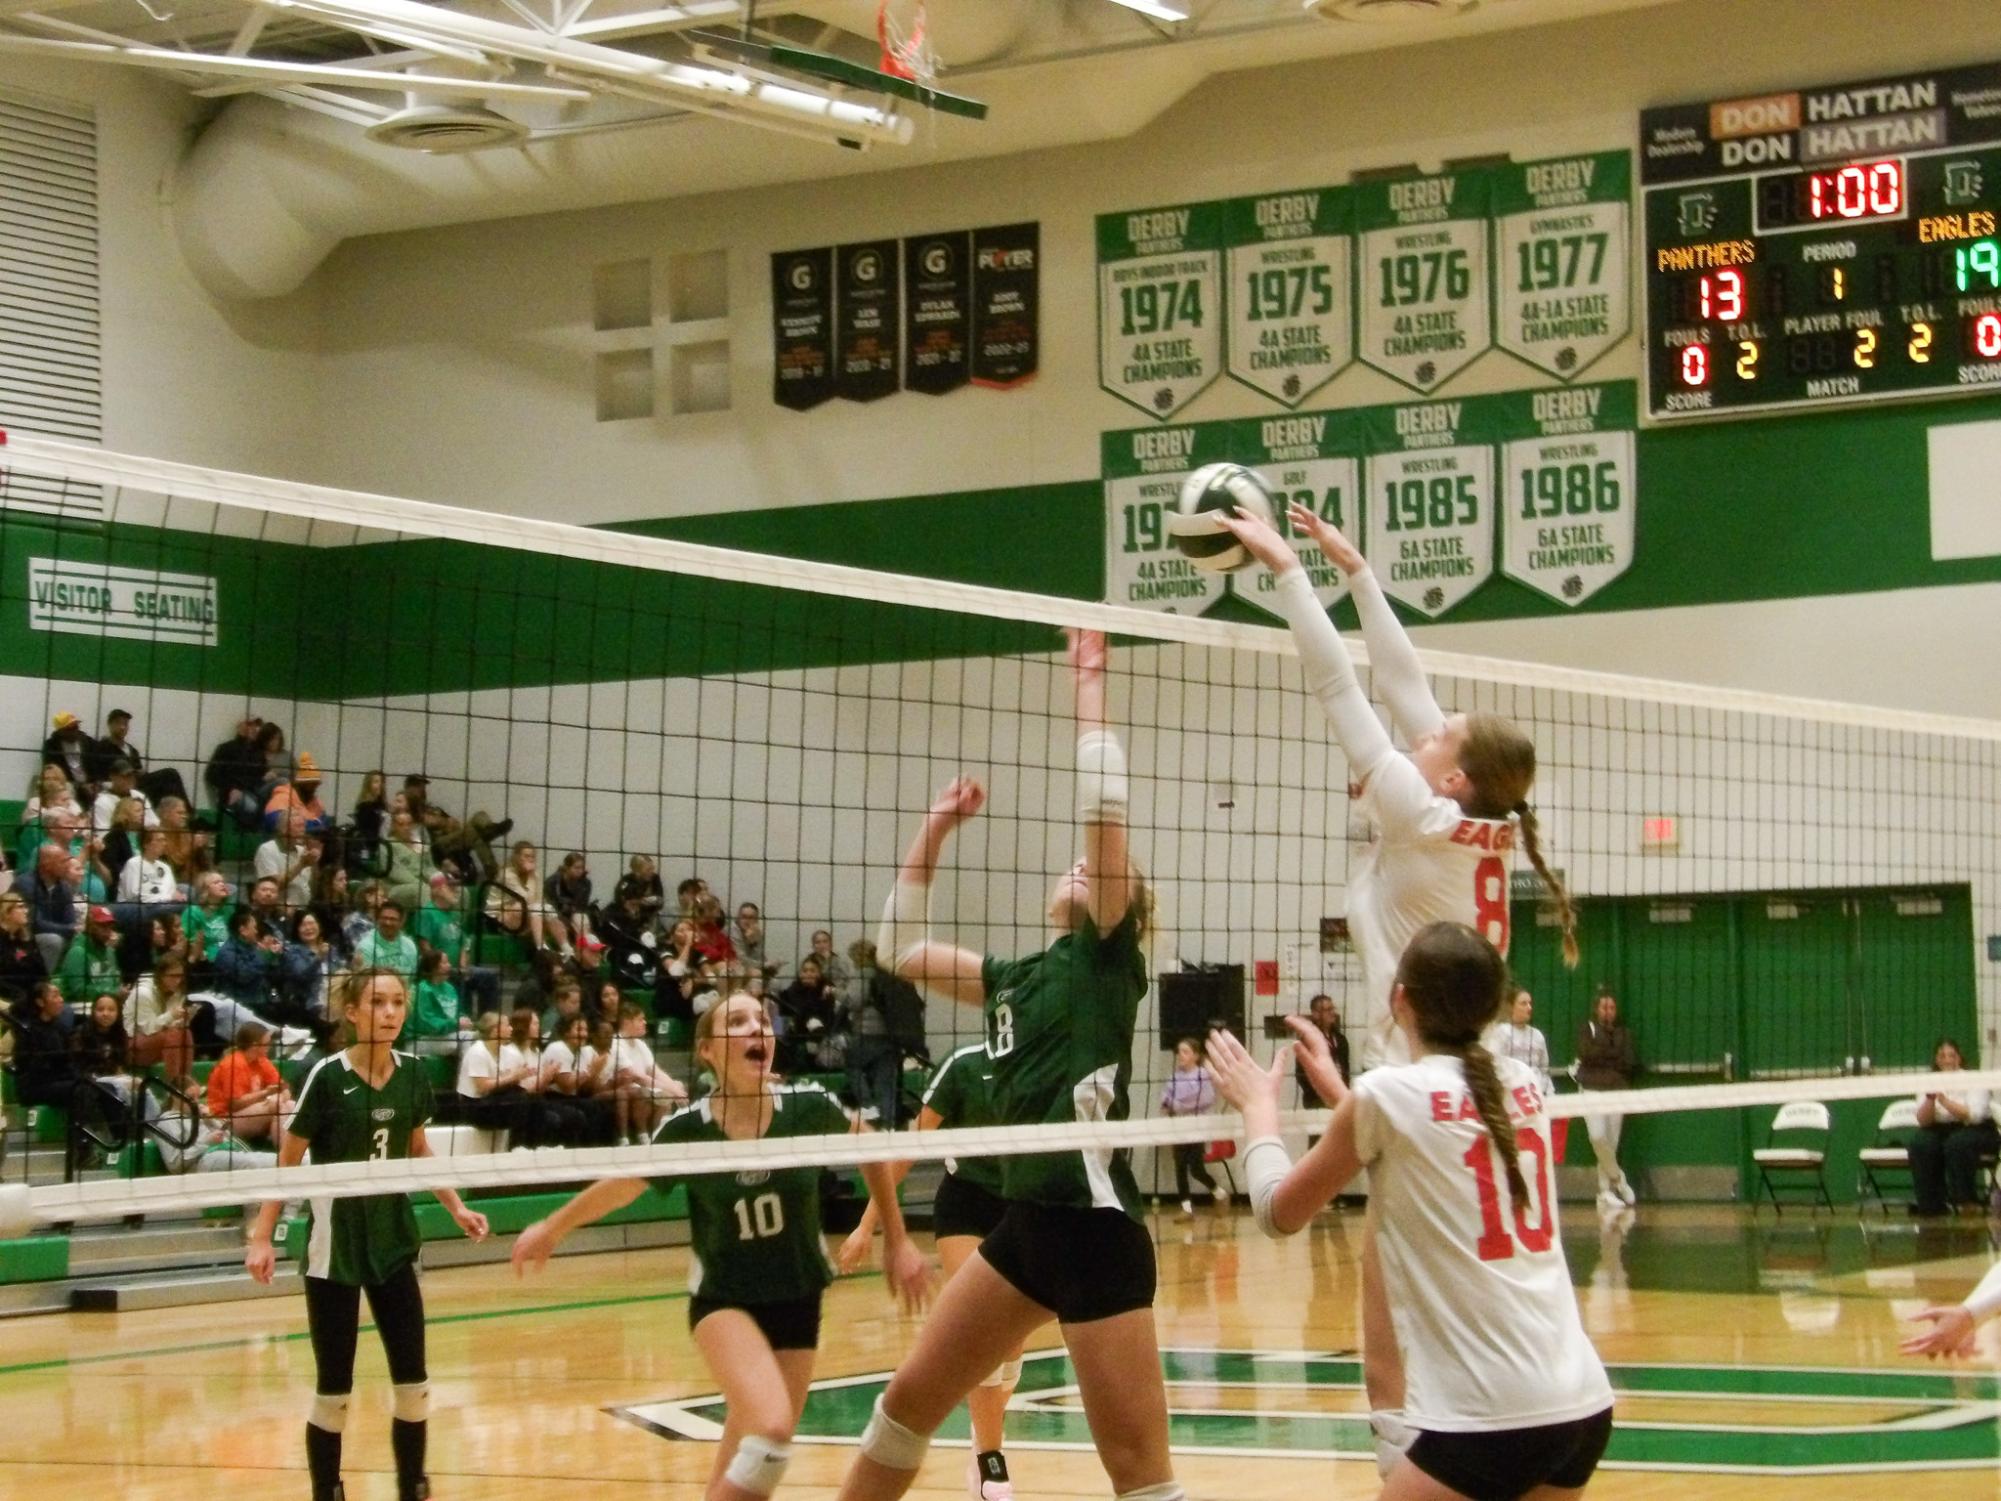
[41,711,93,794]
[17,844,79,973]
[88,708,189,807]
[89,759,157,838]
[412,869,502,1015]
[263,751,328,832]
[204,716,268,829]
[56,904,126,1006]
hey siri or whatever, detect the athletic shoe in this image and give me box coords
[1596,1190,1623,1214]
[1213,1185,1230,1207]
[968,1450,1013,1501]
[1178,1198,1194,1217]
[1614,1176,1637,1207]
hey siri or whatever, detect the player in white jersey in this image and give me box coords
[1210,922,1614,1500]
[1220,501,1582,1469]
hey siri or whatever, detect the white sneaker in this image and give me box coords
[1213,1185,1230,1207]
[967,1451,1013,1501]
[1614,1176,1637,1207]
[1596,1189,1623,1214]
[1178,1198,1194,1218]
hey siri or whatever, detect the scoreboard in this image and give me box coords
[1641,60,2001,420]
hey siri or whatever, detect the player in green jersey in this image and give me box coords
[512,991,931,1501]
[839,629,1186,1501]
[245,967,490,1501]
[837,1040,1023,1501]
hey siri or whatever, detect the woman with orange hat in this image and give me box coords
[265,751,330,833]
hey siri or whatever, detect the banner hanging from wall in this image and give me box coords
[1096,201,1224,421]
[771,247,835,411]
[1491,151,1631,381]
[1224,188,1355,409]
[1355,167,1494,394]
[835,239,900,402]
[1498,381,1636,606]
[1101,423,1235,615]
[903,230,970,396]
[1362,398,1497,617]
[1233,412,1358,616]
[972,222,1040,388]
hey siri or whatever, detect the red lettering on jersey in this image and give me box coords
[1511,1084,1541,1119]
[1458,1096,1481,1123]
[1430,1091,1456,1122]
[1449,820,1518,851]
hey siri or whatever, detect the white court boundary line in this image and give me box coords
[25,1068,2001,1225]
[6,432,2001,742]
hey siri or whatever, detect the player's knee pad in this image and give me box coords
[309,1393,351,1433]
[980,1356,1024,1389]
[392,1381,431,1423]
[723,1433,791,1496]
[858,1395,931,1471]
[1113,1484,1185,1501]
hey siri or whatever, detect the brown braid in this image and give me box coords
[1516,803,1579,968]
[1459,1041,1531,1215]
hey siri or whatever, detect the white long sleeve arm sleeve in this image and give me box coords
[1966,1257,2001,1322]
[876,880,931,972]
[1243,1135,1296,1240]
[1348,566,1445,743]
[1272,569,1396,780]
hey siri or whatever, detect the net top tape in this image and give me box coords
[7,431,2000,744]
[26,1067,1999,1226]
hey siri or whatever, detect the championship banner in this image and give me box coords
[835,239,900,402]
[1232,410,1358,617]
[903,230,970,397]
[1498,381,1637,607]
[1102,421,1235,615]
[1356,169,1493,393]
[1361,398,1496,618]
[1224,188,1355,408]
[1097,201,1224,420]
[972,222,1040,389]
[771,246,834,411]
[1492,151,1632,381]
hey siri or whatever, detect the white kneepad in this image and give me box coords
[724,1434,792,1497]
[858,1395,931,1471]
[392,1382,430,1423]
[1114,1484,1185,1501]
[309,1393,351,1433]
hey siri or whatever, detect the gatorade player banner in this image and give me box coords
[1360,398,1496,618]
[1492,151,1632,381]
[1224,188,1355,408]
[903,230,971,396]
[1097,201,1224,421]
[1232,410,1358,617]
[771,246,835,411]
[1102,421,1235,615]
[1356,169,1493,393]
[1498,381,1637,607]
[972,222,1040,388]
[835,239,899,402]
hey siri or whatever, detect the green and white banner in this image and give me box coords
[29,557,218,646]
[1224,189,1354,408]
[1361,399,1496,618]
[1097,203,1224,421]
[1492,151,1631,381]
[1356,169,1493,393]
[1234,412,1357,616]
[1498,382,1636,607]
[1102,423,1235,614]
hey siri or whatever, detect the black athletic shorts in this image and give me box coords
[1407,1406,1614,1500]
[932,1173,1009,1241]
[978,1200,1155,1324]
[688,1291,823,1351]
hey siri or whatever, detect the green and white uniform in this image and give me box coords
[982,911,1148,1219]
[290,1050,435,1285]
[650,1081,849,1304]
[922,1041,1005,1195]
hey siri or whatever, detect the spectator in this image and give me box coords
[342,880,385,956]
[40,711,93,793]
[206,1021,291,1143]
[9,979,118,1154]
[213,906,280,1010]
[1159,1036,1225,1216]
[133,950,286,1059]
[179,871,234,976]
[1910,1038,1997,1217]
[308,863,355,956]
[593,889,659,991]
[203,716,267,829]
[485,841,572,958]
[545,851,598,938]
[614,855,666,926]
[93,795,142,899]
[578,1019,618,1118]
[540,1013,611,1144]
[155,797,215,885]
[775,957,841,1072]
[592,979,626,1030]
[512,948,566,1021]
[605,1001,685,1144]
[89,760,155,838]
[248,721,290,808]
[91,708,189,807]
[0,891,50,1004]
[75,992,141,1118]
[348,770,389,870]
[115,826,182,913]
[18,844,79,972]
[245,877,288,940]
[353,898,419,981]
[733,901,779,980]
[538,976,586,1045]
[1295,993,1352,1107]
[510,1007,583,1146]
[674,876,709,920]
[662,915,700,982]
[18,764,84,870]
[262,751,328,833]
[406,949,465,1052]
[803,929,853,995]
[124,952,197,1085]
[70,844,110,915]
[254,809,320,915]
[56,905,126,1006]
[278,910,341,1020]
[133,912,188,985]
[374,804,430,912]
[843,940,910,1128]
[1485,985,1554,1098]
[411,870,501,1016]
[1576,986,1638,1211]
[455,1010,538,1144]
[689,893,735,965]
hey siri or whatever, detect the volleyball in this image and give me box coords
[1167,463,1279,572]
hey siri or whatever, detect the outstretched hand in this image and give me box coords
[1901,1305,1978,1359]
[1285,1016,1349,1108]
[883,1236,935,1314]
[927,775,987,829]
[1287,501,1366,575]
[1207,1027,1288,1115]
[1214,505,1301,575]
[1067,627,1108,678]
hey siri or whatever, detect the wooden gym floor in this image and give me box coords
[0,1203,1995,1499]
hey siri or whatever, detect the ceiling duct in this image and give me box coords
[364,103,532,153]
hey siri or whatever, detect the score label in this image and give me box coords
[1235,412,1358,615]
[1096,203,1224,422]
[1498,383,1636,608]
[1493,152,1632,381]
[1362,400,1495,618]
[1101,423,1234,615]
[1357,169,1493,393]
[1224,189,1355,408]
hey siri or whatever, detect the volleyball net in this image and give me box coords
[3,430,1999,1226]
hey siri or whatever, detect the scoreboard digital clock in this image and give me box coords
[1641,59,2001,420]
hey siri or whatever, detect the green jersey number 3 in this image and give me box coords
[733,1192,784,1241]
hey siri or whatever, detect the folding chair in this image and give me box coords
[1751,1101,1832,1217]
[1205,1138,1238,1201]
[1856,1098,1920,1215]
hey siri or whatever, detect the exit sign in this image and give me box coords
[1640,816,1679,850]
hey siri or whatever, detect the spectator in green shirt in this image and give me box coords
[353,900,419,980]
[405,948,466,1051]
[57,906,127,1005]
[180,871,233,974]
[411,871,499,1014]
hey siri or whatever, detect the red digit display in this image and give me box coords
[1802,160,1904,222]
[1698,268,1744,321]
[1974,312,2001,360]
[1679,343,1710,387]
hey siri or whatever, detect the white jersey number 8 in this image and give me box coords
[990,1002,1016,1058]
[1474,855,1511,955]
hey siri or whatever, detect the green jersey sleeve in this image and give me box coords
[288,1057,336,1144]
[408,1056,436,1130]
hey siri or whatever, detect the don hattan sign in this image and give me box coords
[29,558,218,646]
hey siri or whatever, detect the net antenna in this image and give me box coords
[877,0,938,88]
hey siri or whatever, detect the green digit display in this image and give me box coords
[1245,265,1335,321]
[1275,486,1343,534]
[1956,239,2001,292]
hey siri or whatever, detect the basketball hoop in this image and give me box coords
[877,0,937,88]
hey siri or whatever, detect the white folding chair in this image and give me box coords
[1856,1098,1920,1215]
[1751,1101,1832,1216]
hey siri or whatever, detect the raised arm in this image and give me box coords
[1069,629,1135,933]
[878,777,987,1007]
[1206,1028,1363,1235]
